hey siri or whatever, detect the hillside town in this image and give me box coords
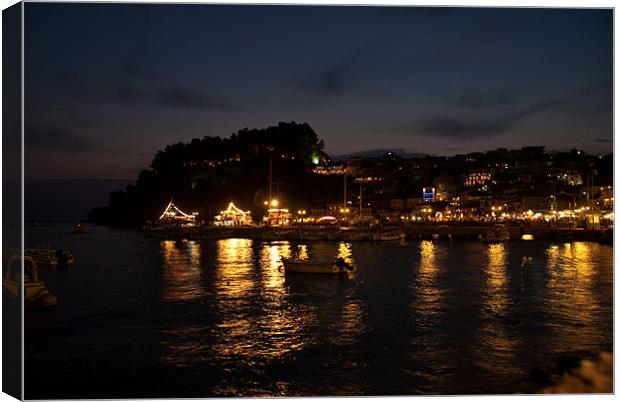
[142,144,613,242]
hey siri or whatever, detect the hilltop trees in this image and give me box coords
[88,122,335,228]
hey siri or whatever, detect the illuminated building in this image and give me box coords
[422,187,435,202]
[158,201,198,226]
[464,170,492,187]
[214,202,253,226]
[263,208,292,226]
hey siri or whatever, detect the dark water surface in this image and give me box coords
[24,225,613,398]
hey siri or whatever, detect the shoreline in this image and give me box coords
[142,223,613,244]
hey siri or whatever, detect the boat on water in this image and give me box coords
[3,255,58,307]
[73,223,86,233]
[372,229,405,241]
[479,226,511,242]
[342,229,373,241]
[281,257,354,274]
[25,248,74,269]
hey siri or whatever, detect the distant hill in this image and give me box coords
[25,179,133,222]
[330,148,428,160]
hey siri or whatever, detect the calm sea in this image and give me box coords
[24,225,613,398]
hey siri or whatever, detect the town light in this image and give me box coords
[271,199,279,208]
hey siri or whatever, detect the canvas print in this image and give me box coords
[6,2,615,399]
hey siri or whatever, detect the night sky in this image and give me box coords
[25,4,613,180]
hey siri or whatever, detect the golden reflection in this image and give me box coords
[413,240,442,316]
[485,244,507,316]
[337,242,354,265]
[296,244,309,260]
[161,240,205,302]
[477,243,520,376]
[545,241,599,353]
[215,238,255,300]
[336,299,365,346]
[261,241,292,291]
[256,241,316,359]
[407,240,445,381]
[210,238,257,359]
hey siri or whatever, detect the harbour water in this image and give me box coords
[24,225,613,398]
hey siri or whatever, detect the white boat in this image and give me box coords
[281,258,353,274]
[3,255,58,307]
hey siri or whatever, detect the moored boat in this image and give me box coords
[3,255,58,307]
[372,229,405,241]
[25,248,59,269]
[24,248,74,269]
[281,257,353,274]
[342,229,373,241]
[480,226,511,242]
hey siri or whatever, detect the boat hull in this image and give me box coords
[281,259,343,274]
[3,279,58,307]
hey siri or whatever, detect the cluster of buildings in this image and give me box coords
[307,147,613,229]
[156,147,613,230]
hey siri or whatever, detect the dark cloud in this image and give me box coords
[301,61,355,98]
[420,117,509,140]
[454,87,519,110]
[50,65,234,111]
[416,81,612,141]
[593,138,612,143]
[153,86,234,110]
[299,44,379,98]
[26,127,100,152]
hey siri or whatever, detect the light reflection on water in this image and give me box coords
[256,240,316,361]
[156,239,613,395]
[413,240,443,322]
[24,225,613,398]
[476,244,522,380]
[161,239,204,302]
[544,241,601,355]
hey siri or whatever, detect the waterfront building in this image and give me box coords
[263,208,292,226]
[158,201,199,227]
[422,187,435,202]
[464,170,493,187]
[214,202,253,226]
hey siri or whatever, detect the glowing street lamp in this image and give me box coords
[271,199,279,208]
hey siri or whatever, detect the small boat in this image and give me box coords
[281,257,353,274]
[342,230,373,241]
[3,255,58,307]
[25,248,59,269]
[73,224,86,233]
[480,227,511,242]
[372,229,405,241]
[25,248,74,269]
